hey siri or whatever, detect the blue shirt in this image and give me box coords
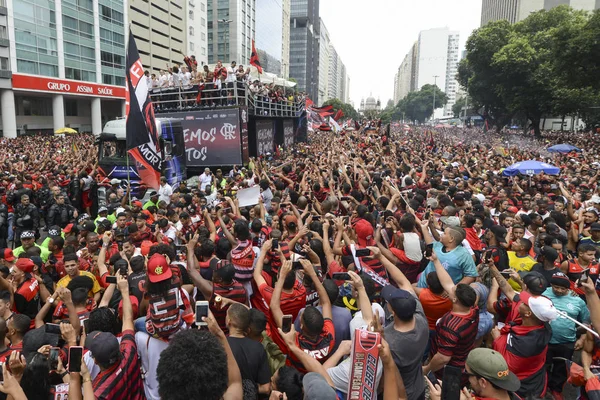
[417,242,478,288]
[543,287,590,344]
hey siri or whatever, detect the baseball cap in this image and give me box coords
[591,222,600,232]
[47,225,61,237]
[15,258,35,273]
[284,214,298,227]
[149,191,158,197]
[77,214,90,224]
[132,200,143,208]
[354,219,375,247]
[98,206,108,214]
[302,373,337,400]
[466,348,520,392]
[381,285,417,319]
[136,213,149,220]
[79,221,96,233]
[147,253,173,283]
[85,331,121,365]
[20,231,35,239]
[507,206,519,214]
[63,223,75,234]
[519,291,558,322]
[489,225,508,244]
[0,248,15,262]
[522,271,548,295]
[550,272,570,289]
[110,178,120,185]
[439,216,460,227]
[474,193,485,203]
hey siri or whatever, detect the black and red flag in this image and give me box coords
[311,105,335,118]
[125,31,161,190]
[250,40,263,74]
[333,109,344,121]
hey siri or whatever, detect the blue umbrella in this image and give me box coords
[547,143,581,153]
[503,160,560,176]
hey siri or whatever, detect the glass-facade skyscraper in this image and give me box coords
[289,0,319,100]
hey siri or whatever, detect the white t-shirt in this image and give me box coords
[158,183,173,204]
[136,331,170,400]
[226,66,236,83]
[200,173,212,191]
[403,232,423,262]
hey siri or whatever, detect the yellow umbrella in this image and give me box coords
[55,127,78,134]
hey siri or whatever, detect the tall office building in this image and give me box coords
[256,0,283,74]
[129,1,187,72]
[318,18,330,105]
[415,27,460,117]
[207,0,255,66]
[187,0,208,65]
[0,0,127,138]
[325,43,349,103]
[481,0,600,25]
[281,0,291,77]
[289,0,319,100]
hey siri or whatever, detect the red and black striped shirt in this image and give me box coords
[211,280,248,333]
[92,329,146,400]
[431,307,479,380]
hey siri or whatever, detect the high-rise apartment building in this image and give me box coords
[481,0,600,25]
[187,0,208,65]
[0,0,127,138]
[415,27,459,117]
[289,0,319,100]
[207,0,255,66]
[393,42,417,105]
[325,42,349,103]
[256,0,284,74]
[281,0,291,78]
[129,1,186,72]
[318,18,330,105]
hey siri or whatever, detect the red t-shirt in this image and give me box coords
[284,319,336,373]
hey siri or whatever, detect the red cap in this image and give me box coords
[132,201,143,208]
[140,240,154,256]
[15,258,35,273]
[63,223,74,233]
[354,219,375,247]
[0,248,15,262]
[147,253,172,283]
[507,206,519,214]
[284,215,298,226]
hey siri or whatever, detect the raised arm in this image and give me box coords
[271,260,292,328]
[116,274,134,332]
[186,234,213,300]
[301,259,331,320]
[428,251,455,296]
[488,263,516,301]
[369,246,414,294]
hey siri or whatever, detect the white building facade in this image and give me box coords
[481,0,600,25]
[1,0,127,138]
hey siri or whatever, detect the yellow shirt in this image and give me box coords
[507,251,537,290]
[56,271,102,294]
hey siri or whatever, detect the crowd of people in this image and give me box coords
[147,56,304,113]
[1,123,600,400]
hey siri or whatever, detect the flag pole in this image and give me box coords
[557,310,599,338]
[126,23,132,206]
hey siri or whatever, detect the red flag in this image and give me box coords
[250,40,263,74]
[306,97,314,107]
[333,109,344,121]
[125,31,161,190]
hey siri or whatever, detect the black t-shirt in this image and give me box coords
[227,336,271,386]
[531,263,555,289]
[128,272,147,305]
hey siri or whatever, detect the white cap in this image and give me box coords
[475,193,486,203]
[521,292,558,322]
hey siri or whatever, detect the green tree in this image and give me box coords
[452,97,467,118]
[397,84,447,123]
[322,98,360,121]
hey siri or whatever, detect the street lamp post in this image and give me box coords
[432,75,439,124]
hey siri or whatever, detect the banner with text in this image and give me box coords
[162,109,242,166]
[283,120,294,148]
[239,107,250,164]
[256,120,274,156]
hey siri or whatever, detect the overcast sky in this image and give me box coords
[319,0,482,108]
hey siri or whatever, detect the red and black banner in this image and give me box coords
[333,109,344,121]
[250,40,263,74]
[311,105,335,118]
[125,31,161,190]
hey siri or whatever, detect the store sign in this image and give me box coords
[12,74,126,98]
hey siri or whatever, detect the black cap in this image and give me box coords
[490,225,508,243]
[541,246,559,263]
[591,222,600,232]
[381,285,417,319]
[522,271,548,295]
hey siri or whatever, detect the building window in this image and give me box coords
[0,57,8,70]
[200,2,205,11]
[189,10,194,19]
[201,32,205,40]
[65,99,78,116]
[0,26,6,40]
[201,17,205,26]
[189,42,194,51]
[189,27,194,36]
[201,46,206,55]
